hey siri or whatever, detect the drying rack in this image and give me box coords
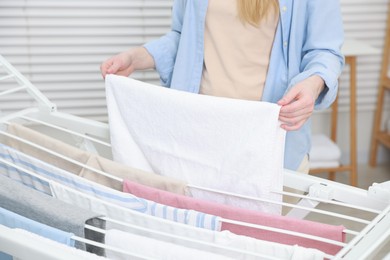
[0,55,389,259]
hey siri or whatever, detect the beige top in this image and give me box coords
[200,0,279,101]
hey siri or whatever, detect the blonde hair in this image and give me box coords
[237,0,279,26]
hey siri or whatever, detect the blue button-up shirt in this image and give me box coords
[144,0,345,170]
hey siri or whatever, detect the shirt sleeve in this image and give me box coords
[288,0,345,110]
[143,0,187,87]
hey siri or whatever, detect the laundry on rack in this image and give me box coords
[0,226,106,260]
[108,229,325,260]
[123,179,345,255]
[50,181,325,260]
[105,229,234,260]
[0,150,52,195]
[0,208,75,260]
[0,121,329,257]
[0,174,106,256]
[0,207,75,246]
[0,143,221,231]
[4,122,189,195]
[0,139,340,256]
[106,75,286,215]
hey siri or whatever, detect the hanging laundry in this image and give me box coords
[50,181,325,260]
[123,179,345,255]
[0,174,105,256]
[1,227,106,260]
[0,143,220,231]
[0,207,75,246]
[0,207,75,260]
[5,123,188,195]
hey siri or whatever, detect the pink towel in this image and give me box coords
[123,179,345,255]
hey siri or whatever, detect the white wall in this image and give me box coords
[0,0,389,165]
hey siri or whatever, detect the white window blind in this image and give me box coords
[339,0,389,112]
[0,0,172,121]
[0,0,389,122]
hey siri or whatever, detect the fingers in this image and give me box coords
[279,96,314,115]
[100,54,128,79]
[106,61,122,75]
[100,58,114,78]
[279,110,311,130]
[279,101,313,131]
[279,100,301,114]
[277,76,325,131]
[115,66,135,77]
[280,120,306,131]
[278,90,314,131]
[277,86,301,106]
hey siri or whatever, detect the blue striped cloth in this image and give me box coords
[0,143,221,231]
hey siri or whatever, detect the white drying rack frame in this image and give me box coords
[0,55,389,260]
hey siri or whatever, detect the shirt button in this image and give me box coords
[283,41,288,47]
[282,6,287,12]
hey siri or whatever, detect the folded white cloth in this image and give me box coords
[310,134,341,162]
[105,75,286,214]
[309,160,340,169]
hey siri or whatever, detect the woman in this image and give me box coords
[101,0,345,174]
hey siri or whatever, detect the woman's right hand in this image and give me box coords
[100,47,155,78]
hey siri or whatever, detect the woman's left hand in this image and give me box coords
[277,75,325,131]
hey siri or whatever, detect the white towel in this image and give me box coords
[106,75,286,214]
[310,160,340,169]
[105,229,234,260]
